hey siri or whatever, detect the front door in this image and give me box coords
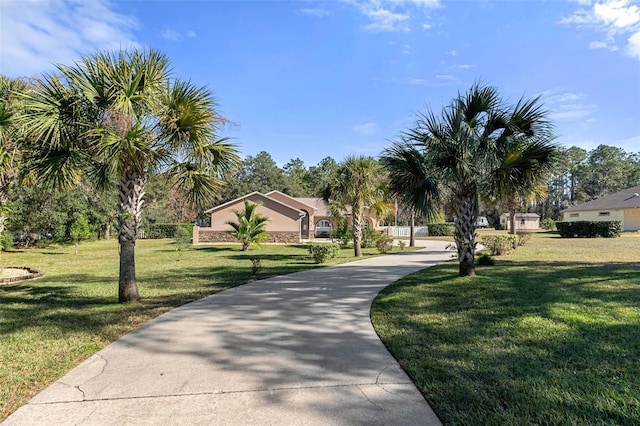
[301,210,310,239]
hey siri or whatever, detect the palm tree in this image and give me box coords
[323,155,386,257]
[380,142,441,247]
[0,76,28,233]
[400,83,557,276]
[226,200,269,251]
[18,49,240,302]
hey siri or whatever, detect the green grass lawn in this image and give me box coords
[372,232,640,425]
[0,239,387,419]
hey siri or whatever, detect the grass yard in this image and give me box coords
[0,239,388,420]
[372,232,640,425]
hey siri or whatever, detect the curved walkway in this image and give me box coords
[6,241,454,425]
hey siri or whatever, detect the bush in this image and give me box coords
[375,236,394,253]
[0,230,14,251]
[481,235,517,256]
[476,253,495,266]
[540,218,556,231]
[174,226,192,253]
[428,223,455,236]
[494,223,506,230]
[308,243,340,264]
[330,219,352,247]
[556,221,622,238]
[398,240,406,251]
[361,227,382,248]
[516,230,532,247]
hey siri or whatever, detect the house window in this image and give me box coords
[315,219,333,237]
[598,212,611,217]
[569,213,579,218]
[520,219,526,226]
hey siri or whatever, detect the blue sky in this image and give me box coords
[1,0,639,167]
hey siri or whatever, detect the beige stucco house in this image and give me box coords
[499,213,540,230]
[561,185,640,232]
[193,190,381,244]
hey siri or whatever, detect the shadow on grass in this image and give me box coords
[373,259,640,425]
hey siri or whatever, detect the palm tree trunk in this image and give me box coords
[454,188,476,277]
[117,168,146,303]
[352,203,363,257]
[409,210,415,247]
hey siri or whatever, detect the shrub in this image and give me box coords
[308,243,340,264]
[330,219,352,247]
[428,223,455,236]
[516,230,532,247]
[398,240,406,251]
[556,221,622,238]
[250,258,262,276]
[0,230,14,251]
[376,236,394,253]
[481,235,517,256]
[361,227,382,248]
[540,218,556,231]
[174,226,192,253]
[476,253,495,266]
[494,223,506,230]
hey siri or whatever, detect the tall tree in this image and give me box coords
[400,83,557,276]
[307,156,339,196]
[18,49,239,302]
[380,143,441,246]
[0,76,28,233]
[323,155,386,257]
[219,151,302,201]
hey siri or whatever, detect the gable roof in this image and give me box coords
[562,185,640,213]
[205,192,305,216]
[265,190,317,210]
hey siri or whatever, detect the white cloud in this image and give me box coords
[0,0,139,77]
[561,0,640,61]
[162,29,181,41]
[346,0,440,33]
[402,44,412,54]
[187,30,197,38]
[435,74,455,80]
[543,91,597,122]
[300,7,332,18]
[352,121,380,135]
[448,50,457,56]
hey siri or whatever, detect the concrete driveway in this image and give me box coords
[5,241,454,425]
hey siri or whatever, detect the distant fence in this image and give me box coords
[378,226,429,237]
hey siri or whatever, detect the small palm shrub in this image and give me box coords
[428,223,455,236]
[398,240,406,251]
[0,230,14,251]
[376,236,394,253]
[308,243,340,264]
[227,201,269,251]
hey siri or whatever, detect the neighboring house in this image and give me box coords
[193,190,381,244]
[561,185,640,232]
[499,213,540,230]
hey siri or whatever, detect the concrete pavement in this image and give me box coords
[5,241,455,425]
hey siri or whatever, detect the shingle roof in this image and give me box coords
[294,197,333,217]
[562,185,640,212]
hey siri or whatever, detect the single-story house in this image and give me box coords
[193,190,381,244]
[499,213,540,230]
[561,185,640,232]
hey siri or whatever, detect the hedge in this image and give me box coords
[555,221,622,238]
[141,223,193,239]
[427,223,455,236]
